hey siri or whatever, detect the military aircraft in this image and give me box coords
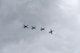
[24,25,28,28]
[31,26,36,30]
[49,29,54,34]
[40,27,45,31]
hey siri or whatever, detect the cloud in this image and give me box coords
[0,0,80,53]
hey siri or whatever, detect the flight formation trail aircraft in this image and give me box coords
[49,29,54,34]
[24,25,28,28]
[23,25,54,35]
[40,27,45,31]
[31,26,36,30]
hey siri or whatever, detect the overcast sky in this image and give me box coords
[0,0,80,53]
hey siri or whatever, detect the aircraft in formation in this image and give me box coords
[49,29,54,34]
[40,27,45,31]
[23,25,54,35]
[31,26,36,30]
[24,25,28,28]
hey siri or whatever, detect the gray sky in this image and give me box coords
[0,0,80,53]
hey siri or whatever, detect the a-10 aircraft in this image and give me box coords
[40,27,45,31]
[31,26,36,30]
[49,29,54,34]
[24,25,28,28]
[23,25,54,35]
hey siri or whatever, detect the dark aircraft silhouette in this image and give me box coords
[31,26,36,30]
[24,25,28,28]
[49,29,54,34]
[40,27,45,31]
